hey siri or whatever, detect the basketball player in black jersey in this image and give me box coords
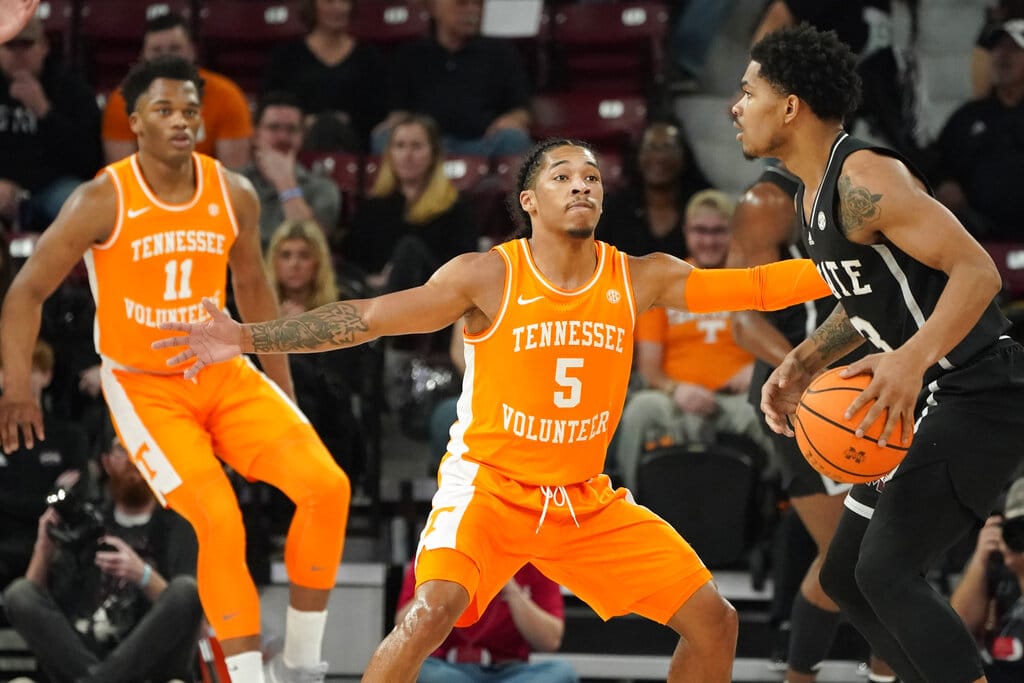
[734,23,1024,683]
[730,166,896,683]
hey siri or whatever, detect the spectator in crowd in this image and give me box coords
[613,189,772,492]
[242,91,342,247]
[265,219,369,490]
[951,476,1024,683]
[395,561,578,683]
[751,0,927,166]
[597,120,710,259]
[2,430,202,683]
[933,19,1024,242]
[101,13,251,168]
[263,0,387,152]
[972,0,1024,97]
[0,340,88,591]
[373,0,532,158]
[0,17,102,232]
[347,113,477,294]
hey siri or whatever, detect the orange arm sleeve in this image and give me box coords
[684,259,833,313]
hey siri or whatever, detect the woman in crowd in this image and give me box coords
[263,0,387,151]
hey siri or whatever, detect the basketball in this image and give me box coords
[0,0,39,44]
[792,366,912,484]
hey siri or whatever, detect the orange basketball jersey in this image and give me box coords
[86,153,237,373]
[450,239,637,485]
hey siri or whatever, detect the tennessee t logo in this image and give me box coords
[423,506,457,537]
[132,443,158,480]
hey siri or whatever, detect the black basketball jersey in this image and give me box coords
[796,133,1010,383]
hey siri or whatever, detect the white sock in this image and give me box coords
[224,651,264,683]
[283,606,328,668]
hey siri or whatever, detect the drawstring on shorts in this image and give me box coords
[536,485,580,533]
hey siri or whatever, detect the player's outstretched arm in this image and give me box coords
[629,252,832,316]
[156,251,495,377]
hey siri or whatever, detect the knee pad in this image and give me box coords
[788,592,842,674]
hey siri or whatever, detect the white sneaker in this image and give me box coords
[264,653,328,683]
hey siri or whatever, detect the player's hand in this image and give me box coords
[94,535,145,582]
[840,350,921,447]
[761,353,812,437]
[0,393,45,453]
[153,298,243,380]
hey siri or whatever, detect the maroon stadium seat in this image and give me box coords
[197,0,306,95]
[550,1,669,94]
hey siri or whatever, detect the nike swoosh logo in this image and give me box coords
[517,295,544,305]
[222,612,239,620]
[127,207,151,219]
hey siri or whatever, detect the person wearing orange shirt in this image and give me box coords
[101,13,251,169]
[0,57,349,683]
[614,189,773,493]
[153,137,835,682]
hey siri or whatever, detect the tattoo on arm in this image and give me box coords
[250,302,369,352]
[809,304,863,364]
[837,175,883,235]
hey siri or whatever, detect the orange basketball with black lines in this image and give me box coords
[792,366,912,484]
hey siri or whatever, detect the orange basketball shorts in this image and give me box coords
[99,356,321,501]
[414,453,712,628]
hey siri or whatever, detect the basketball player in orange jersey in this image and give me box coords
[0,56,349,683]
[155,136,835,683]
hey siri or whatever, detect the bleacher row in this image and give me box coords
[36,0,669,139]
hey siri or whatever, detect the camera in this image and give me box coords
[45,484,109,554]
[1002,515,1024,553]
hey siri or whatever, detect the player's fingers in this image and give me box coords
[19,421,35,450]
[202,297,223,318]
[183,359,204,381]
[854,401,885,440]
[157,322,192,333]
[899,406,915,446]
[164,349,195,367]
[1,420,17,453]
[877,409,901,448]
[152,334,188,349]
[839,357,874,378]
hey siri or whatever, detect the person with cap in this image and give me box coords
[951,476,1024,683]
[933,18,1024,241]
[0,15,102,232]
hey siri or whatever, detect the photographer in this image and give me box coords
[951,476,1024,683]
[2,432,202,683]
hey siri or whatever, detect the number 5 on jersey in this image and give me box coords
[555,358,583,408]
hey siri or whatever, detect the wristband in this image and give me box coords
[140,563,152,588]
[278,187,304,203]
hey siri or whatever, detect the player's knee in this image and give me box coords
[818,549,853,606]
[853,550,897,605]
[297,462,350,515]
[681,593,738,652]
[399,596,462,644]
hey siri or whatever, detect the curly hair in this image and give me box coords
[750,23,861,124]
[508,137,596,238]
[120,56,204,116]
